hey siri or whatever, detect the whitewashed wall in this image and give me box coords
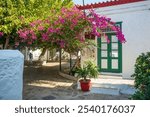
[0,50,24,100]
[24,48,42,61]
[95,1,150,78]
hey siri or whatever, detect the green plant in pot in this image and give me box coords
[76,60,99,91]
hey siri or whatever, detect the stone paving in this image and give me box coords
[23,62,132,100]
[91,77,136,95]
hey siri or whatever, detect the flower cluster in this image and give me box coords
[0,32,4,38]
[89,9,126,43]
[17,6,126,52]
[18,29,37,45]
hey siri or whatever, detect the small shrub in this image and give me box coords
[131,52,150,100]
[75,60,99,81]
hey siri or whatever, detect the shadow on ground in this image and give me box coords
[23,62,131,100]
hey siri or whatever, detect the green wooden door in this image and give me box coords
[98,33,122,73]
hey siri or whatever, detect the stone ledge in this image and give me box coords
[58,72,78,81]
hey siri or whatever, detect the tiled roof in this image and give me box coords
[76,0,145,10]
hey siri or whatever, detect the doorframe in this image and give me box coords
[97,22,122,73]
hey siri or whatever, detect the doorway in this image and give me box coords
[97,33,122,73]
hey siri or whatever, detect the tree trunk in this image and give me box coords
[4,36,9,49]
[38,48,47,61]
[59,48,62,71]
[69,51,81,75]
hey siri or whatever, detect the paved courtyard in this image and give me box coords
[23,62,131,100]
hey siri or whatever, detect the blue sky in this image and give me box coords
[73,0,108,5]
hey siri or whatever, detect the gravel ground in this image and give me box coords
[23,62,131,100]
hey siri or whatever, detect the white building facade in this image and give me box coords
[78,0,150,78]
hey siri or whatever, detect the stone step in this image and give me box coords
[77,82,120,96]
[92,82,136,95]
[77,81,136,95]
[77,82,119,89]
[92,83,119,89]
[90,87,120,96]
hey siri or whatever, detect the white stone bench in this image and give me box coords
[0,50,24,100]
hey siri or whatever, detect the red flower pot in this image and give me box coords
[79,79,91,91]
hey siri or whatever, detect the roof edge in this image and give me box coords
[76,0,145,10]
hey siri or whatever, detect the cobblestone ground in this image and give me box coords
[23,62,130,100]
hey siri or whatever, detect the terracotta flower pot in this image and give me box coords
[79,79,91,91]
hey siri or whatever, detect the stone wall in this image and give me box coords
[0,50,24,100]
[81,40,97,66]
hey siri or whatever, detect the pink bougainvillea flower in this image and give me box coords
[17,6,126,48]
[47,27,54,33]
[89,9,126,43]
[59,40,65,48]
[44,19,50,24]
[38,26,44,31]
[28,41,32,45]
[55,28,61,33]
[0,32,4,38]
[104,33,110,43]
[15,42,19,46]
[80,37,85,42]
[18,30,28,39]
[58,16,65,24]
[35,20,42,24]
[32,36,37,40]
[59,19,64,24]
[30,22,36,27]
[116,31,126,43]
[42,33,49,41]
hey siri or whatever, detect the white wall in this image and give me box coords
[95,1,150,78]
[0,50,24,100]
[23,48,42,61]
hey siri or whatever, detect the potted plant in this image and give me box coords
[76,60,99,91]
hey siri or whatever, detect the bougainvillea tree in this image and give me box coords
[0,0,73,49]
[17,7,126,54]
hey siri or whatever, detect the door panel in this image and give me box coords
[111,59,118,69]
[101,36,107,42]
[111,35,118,42]
[101,43,108,50]
[101,51,107,57]
[111,43,118,50]
[111,50,118,58]
[101,59,108,69]
[98,33,122,73]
